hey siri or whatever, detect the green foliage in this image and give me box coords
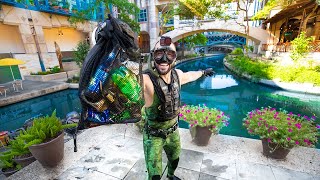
[66,76,80,83]
[8,137,30,157]
[252,0,294,20]
[180,33,208,49]
[314,65,320,72]
[290,32,313,61]
[180,104,230,133]
[30,66,61,75]
[68,0,140,33]
[228,55,320,86]
[18,110,76,148]
[228,55,272,80]
[73,41,90,67]
[230,48,244,55]
[185,54,198,59]
[243,107,319,148]
[0,151,14,169]
[179,0,232,19]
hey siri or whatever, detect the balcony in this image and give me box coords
[0,0,104,21]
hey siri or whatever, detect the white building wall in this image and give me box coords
[0,23,25,54]
[44,28,87,52]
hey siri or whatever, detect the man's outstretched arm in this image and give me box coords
[176,68,215,85]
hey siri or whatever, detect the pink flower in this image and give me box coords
[295,141,299,145]
[194,121,198,124]
[245,120,249,124]
[295,123,302,130]
[288,122,292,126]
[288,128,293,132]
[212,125,216,129]
[258,122,261,126]
[217,115,221,119]
[190,124,194,127]
[273,126,278,131]
[259,118,263,120]
[179,113,183,117]
[267,138,272,143]
[249,129,253,133]
[311,116,316,120]
[304,139,309,143]
[287,137,291,141]
[203,120,206,123]
[316,124,320,129]
[287,117,291,120]
[297,114,301,117]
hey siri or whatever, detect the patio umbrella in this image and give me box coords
[0,58,25,80]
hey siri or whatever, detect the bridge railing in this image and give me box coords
[0,0,104,21]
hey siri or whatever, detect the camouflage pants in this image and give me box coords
[143,129,181,180]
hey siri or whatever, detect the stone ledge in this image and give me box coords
[24,72,68,82]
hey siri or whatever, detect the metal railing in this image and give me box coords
[0,0,104,21]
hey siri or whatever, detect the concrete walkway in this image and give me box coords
[5,124,320,180]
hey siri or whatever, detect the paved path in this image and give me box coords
[5,125,320,180]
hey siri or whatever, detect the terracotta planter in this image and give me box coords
[190,126,213,146]
[29,132,64,167]
[13,154,36,167]
[261,139,291,159]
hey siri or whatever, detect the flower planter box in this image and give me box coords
[24,72,67,82]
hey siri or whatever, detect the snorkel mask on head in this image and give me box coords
[151,36,177,75]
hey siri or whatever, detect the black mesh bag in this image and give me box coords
[78,15,144,130]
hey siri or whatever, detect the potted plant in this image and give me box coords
[180,104,230,146]
[243,107,319,159]
[18,110,76,167]
[9,136,36,168]
[0,150,20,177]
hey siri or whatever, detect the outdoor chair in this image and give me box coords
[0,85,9,97]
[12,79,23,92]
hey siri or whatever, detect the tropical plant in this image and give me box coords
[290,32,313,61]
[18,110,76,148]
[73,41,90,67]
[180,104,230,133]
[243,107,319,149]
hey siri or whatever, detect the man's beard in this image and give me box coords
[155,63,172,75]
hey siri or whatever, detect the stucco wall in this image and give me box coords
[0,23,25,53]
[44,28,87,52]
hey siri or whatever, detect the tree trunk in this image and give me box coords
[299,4,318,33]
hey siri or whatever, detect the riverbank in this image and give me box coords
[223,58,320,96]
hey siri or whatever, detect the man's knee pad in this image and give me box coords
[151,175,161,180]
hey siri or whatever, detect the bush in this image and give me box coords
[73,41,90,67]
[290,32,313,61]
[230,48,244,55]
[30,66,61,75]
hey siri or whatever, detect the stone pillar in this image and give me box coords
[314,16,320,40]
[148,0,158,50]
[204,46,208,54]
[173,5,179,29]
[18,24,37,54]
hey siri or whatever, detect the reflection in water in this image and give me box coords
[177,54,320,148]
[200,75,238,89]
[0,90,80,132]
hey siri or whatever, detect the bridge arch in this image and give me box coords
[162,20,277,52]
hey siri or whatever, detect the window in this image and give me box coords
[138,9,147,22]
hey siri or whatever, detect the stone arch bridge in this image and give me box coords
[162,19,276,53]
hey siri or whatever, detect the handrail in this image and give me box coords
[0,0,104,21]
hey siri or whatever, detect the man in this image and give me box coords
[143,37,214,180]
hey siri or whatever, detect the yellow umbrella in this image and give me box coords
[0,58,25,80]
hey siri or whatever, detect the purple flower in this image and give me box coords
[295,141,299,145]
[297,114,301,117]
[217,115,221,119]
[316,124,320,129]
[259,118,263,120]
[304,139,309,143]
[258,122,261,126]
[311,116,316,120]
[179,113,183,117]
[287,117,291,120]
[267,138,272,143]
[195,121,198,124]
[287,137,291,141]
[288,128,293,132]
[288,122,292,126]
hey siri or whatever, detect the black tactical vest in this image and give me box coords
[146,69,181,122]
